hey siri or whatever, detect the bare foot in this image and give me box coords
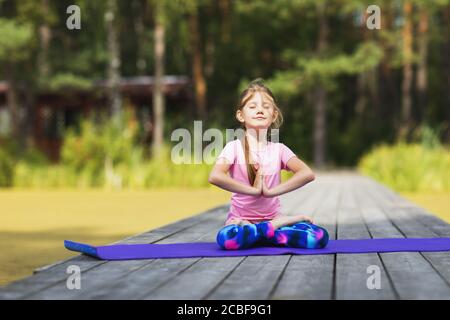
[270,214,314,230]
[239,219,253,225]
[225,218,253,226]
[225,218,241,226]
[293,214,314,224]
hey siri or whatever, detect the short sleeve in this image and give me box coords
[216,141,236,164]
[280,143,297,170]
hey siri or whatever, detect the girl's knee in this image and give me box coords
[302,223,329,248]
[216,223,260,250]
[277,222,330,249]
[313,225,329,249]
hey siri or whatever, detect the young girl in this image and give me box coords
[209,79,329,250]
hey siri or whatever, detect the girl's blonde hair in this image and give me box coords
[235,78,284,186]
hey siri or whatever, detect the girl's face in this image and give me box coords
[236,92,278,130]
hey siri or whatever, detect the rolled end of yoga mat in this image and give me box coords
[64,240,99,258]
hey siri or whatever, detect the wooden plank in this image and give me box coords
[279,177,315,215]
[24,206,229,299]
[364,178,450,288]
[336,175,397,299]
[290,175,329,214]
[358,176,450,299]
[269,175,338,299]
[0,205,226,300]
[366,177,450,236]
[83,206,230,300]
[204,255,291,300]
[136,225,243,299]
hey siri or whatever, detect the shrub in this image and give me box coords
[358,143,450,193]
[10,110,215,190]
[0,148,14,187]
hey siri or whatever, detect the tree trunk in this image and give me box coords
[443,5,450,142]
[313,87,327,168]
[38,0,51,82]
[23,86,36,150]
[28,0,51,150]
[204,3,216,78]
[5,66,19,141]
[415,5,429,125]
[133,0,147,75]
[355,73,368,115]
[188,7,207,120]
[219,0,231,43]
[313,3,328,168]
[105,0,122,118]
[366,10,380,118]
[152,2,165,157]
[400,1,413,140]
[355,11,369,117]
[378,3,396,122]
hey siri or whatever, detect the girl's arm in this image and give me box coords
[209,159,262,196]
[262,156,315,197]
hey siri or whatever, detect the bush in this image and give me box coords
[0,138,49,187]
[10,110,215,190]
[0,148,14,187]
[358,142,450,193]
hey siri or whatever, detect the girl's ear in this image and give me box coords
[236,110,245,123]
[272,110,278,123]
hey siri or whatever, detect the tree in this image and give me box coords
[105,0,122,118]
[132,0,149,75]
[188,3,207,120]
[312,2,329,168]
[400,1,413,140]
[415,2,429,124]
[443,4,450,142]
[266,0,383,167]
[16,0,57,147]
[0,18,32,141]
[152,0,166,157]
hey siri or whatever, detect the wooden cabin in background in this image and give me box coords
[0,76,193,161]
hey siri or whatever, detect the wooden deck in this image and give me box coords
[1,173,449,300]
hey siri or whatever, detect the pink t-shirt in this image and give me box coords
[216,139,297,224]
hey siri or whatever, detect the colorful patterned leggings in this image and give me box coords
[216,221,329,250]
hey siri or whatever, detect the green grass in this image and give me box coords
[358,142,450,224]
[358,143,450,193]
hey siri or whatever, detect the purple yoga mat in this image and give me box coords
[64,237,450,260]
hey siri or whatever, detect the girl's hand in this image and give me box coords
[257,164,277,197]
[252,164,263,196]
[296,215,314,224]
[262,174,276,198]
